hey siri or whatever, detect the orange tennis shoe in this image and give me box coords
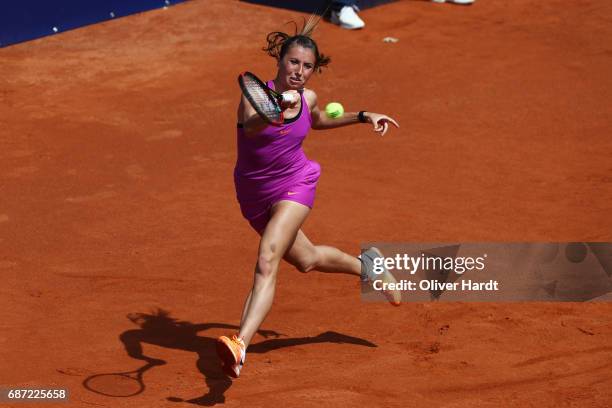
[216,334,246,378]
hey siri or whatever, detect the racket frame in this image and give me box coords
[238,71,285,126]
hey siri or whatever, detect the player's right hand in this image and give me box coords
[280,90,299,110]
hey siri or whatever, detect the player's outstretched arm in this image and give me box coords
[307,90,400,136]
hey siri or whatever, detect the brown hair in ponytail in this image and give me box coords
[262,19,330,72]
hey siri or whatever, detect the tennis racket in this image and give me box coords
[238,71,297,126]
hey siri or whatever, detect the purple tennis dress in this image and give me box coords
[234,81,321,233]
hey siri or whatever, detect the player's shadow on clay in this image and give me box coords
[104,308,376,406]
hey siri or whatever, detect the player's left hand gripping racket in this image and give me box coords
[238,71,296,126]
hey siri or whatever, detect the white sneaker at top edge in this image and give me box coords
[331,6,365,30]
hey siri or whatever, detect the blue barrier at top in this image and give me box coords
[240,0,397,14]
[0,0,185,48]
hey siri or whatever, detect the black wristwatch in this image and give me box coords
[358,111,368,123]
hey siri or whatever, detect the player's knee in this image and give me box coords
[256,252,278,278]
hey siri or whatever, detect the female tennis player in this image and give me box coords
[216,24,401,379]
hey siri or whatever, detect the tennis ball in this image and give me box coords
[325,102,344,119]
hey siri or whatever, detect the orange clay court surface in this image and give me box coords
[1,0,611,406]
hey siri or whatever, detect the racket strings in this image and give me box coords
[242,78,282,122]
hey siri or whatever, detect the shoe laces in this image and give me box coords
[231,335,245,349]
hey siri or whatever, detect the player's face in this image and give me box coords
[277,45,316,90]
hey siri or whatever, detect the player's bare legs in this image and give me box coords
[238,214,362,336]
[238,200,310,347]
[239,217,394,339]
[237,229,362,340]
[218,201,400,378]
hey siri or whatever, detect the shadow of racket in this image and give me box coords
[83,359,165,397]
